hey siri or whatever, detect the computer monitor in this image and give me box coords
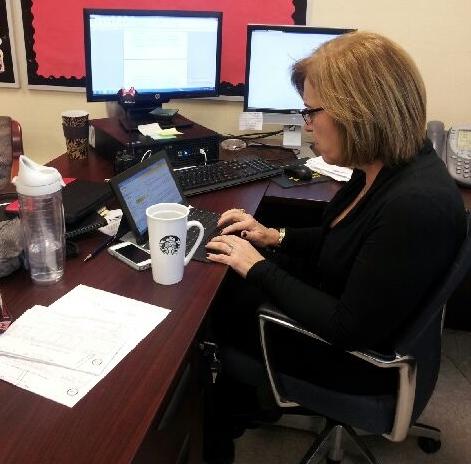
[83,9,223,129]
[244,25,353,147]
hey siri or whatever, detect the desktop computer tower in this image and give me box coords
[91,115,220,170]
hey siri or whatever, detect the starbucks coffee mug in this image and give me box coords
[146,203,204,285]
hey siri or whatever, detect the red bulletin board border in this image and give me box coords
[20,0,306,95]
[0,0,18,86]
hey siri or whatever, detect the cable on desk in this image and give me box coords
[199,148,208,165]
[221,129,283,141]
[247,142,299,154]
[140,149,153,163]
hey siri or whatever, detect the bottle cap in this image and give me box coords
[13,155,65,196]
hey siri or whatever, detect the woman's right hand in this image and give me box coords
[217,208,280,248]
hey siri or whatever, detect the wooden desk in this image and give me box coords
[0,150,279,464]
[1,143,470,462]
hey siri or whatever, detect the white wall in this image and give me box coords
[311,0,471,126]
[1,0,470,165]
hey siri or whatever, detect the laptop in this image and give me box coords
[109,151,220,262]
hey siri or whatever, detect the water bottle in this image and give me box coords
[13,156,66,285]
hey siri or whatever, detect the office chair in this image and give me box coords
[257,214,471,464]
[0,116,23,181]
[10,119,24,178]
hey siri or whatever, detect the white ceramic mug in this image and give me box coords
[146,203,204,285]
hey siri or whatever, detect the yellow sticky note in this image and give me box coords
[159,128,183,136]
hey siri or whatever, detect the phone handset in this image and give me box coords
[426,120,446,161]
[431,122,471,188]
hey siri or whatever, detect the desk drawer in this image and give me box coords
[132,347,204,464]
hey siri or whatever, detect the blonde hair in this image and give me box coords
[292,32,427,166]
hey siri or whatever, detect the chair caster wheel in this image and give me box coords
[417,436,441,454]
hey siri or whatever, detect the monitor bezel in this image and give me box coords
[83,8,223,104]
[109,150,189,245]
[243,24,355,113]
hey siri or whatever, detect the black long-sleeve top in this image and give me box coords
[247,140,466,350]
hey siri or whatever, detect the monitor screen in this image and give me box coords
[244,25,353,115]
[109,151,186,243]
[84,9,222,104]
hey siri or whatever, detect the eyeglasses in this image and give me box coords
[300,107,324,124]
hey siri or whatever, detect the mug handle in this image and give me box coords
[184,220,205,265]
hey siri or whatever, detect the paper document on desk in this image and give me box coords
[138,123,182,140]
[98,208,122,236]
[239,112,263,131]
[305,156,353,182]
[0,285,170,407]
[0,305,125,375]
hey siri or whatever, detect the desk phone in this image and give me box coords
[427,122,471,188]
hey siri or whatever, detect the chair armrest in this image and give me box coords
[257,303,417,441]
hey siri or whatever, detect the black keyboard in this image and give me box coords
[174,158,283,196]
[186,207,220,262]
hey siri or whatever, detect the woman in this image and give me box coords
[204,31,466,462]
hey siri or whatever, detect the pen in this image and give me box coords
[83,235,117,262]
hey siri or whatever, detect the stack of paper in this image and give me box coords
[305,156,353,182]
[0,285,170,407]
[98,209,123,236]
[138,123,183,140]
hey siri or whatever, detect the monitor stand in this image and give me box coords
[118,103,178,132]
[282,125,302,149]
[262,113,303,149]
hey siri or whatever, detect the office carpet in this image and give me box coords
[234,329,471,463]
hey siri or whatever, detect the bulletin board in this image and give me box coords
[20,0,307,95]
[0,0,19,87]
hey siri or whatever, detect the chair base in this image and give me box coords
[300,420,378,464]
[410,422,441,454]
[297,419,442,464]
[409,422,441,441]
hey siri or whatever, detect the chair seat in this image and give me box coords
[222,346,396,435]
[278,373,396,435]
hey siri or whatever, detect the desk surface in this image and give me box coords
[1,144,469,463]
[0,149,339,464]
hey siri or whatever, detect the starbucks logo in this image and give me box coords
[159,235,181,255]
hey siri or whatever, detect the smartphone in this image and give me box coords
[107,242,151,271]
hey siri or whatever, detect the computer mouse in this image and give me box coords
[283,164,313,181]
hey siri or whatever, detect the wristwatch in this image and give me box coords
[277,227,286,247]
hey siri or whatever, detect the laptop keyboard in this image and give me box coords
[125,207,220,263]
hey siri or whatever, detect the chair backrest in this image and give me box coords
[0,116,13,187]
[8,119,23,179]
[395,211,471,418]
[397,211,471,353]
[11,119,24,159]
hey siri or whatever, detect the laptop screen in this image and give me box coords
[109,151,186,243]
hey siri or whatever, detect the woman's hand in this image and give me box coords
[206,235,265,278]
[217,208,280,248]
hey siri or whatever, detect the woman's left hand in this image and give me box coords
[206,235,265,278]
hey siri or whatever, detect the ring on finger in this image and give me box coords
[239,208,245,214]
[227,244,234,255]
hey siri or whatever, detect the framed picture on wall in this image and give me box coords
[20,0,308,95]
[0,0,19,87]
